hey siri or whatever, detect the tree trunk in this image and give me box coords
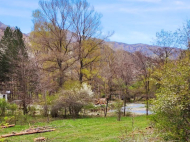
[64,107,67,118]
[104,99,109,117]
[23,101,28,115]
[43,91,49,118]
[146,80,150,116]
[123,98,126,116]
[79,60,83,84]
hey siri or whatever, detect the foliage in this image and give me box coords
[51,82,94,117]
[128,81,144,101]
[31,0,105,91]
[151,53,190,141]
[113,99,123,121]
[0,138,6,142]
[37,93,57,117]
[28,106,37,117]
[0,116,15,126]
[7,103,17,116]
[0,26,35,115]
[0,27,27,82]
[0,99,8,116]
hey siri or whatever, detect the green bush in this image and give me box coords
[0,99,8,116]
[113,99,123,121]
[0,116,15,126]
[28,106,36,117]
[7,103,17,115]
[151,56,190,141]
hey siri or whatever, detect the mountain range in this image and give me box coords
[0,21,180,56]
[107,41,158,55]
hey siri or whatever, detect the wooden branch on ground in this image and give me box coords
[34,137,46,142]
[1,128,55,138]
[0,124,15,128]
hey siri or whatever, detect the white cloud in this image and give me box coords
[120,0,161,3]
[0,7,31,18]
[136,0,161,2]
[95,4,121,13]
[110,32,151,44]
[174,1,184,5]
[119,8,139,14]
[0,0,39,18]
[1,0,39,9]
[119,5,190,14]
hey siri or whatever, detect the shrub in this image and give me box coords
[28,106,36,117]
[7,103,17,115]
[0,99,8,116]
[151,56,190,141]
[51,82,94,118]
[0,116,15,126]
[114,99,123,121]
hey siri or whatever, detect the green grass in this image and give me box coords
[0,115,148,142]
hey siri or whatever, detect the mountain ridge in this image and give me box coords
[0,21,181,56]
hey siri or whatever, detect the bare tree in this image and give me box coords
[31,0,110,88]
[114,50,134,116]
[100,46,117,117]
[134,51,154,116]
[150,47,177,64]
[152,29,178,63]
[31,0,76,89]
[70,0,110,83]
[177,20,190,49]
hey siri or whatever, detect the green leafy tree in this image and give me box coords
[113,99,123,121]
[151,52,190,141]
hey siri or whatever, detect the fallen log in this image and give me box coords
[34,137,46,142]
[1,128,55,138]
[0,124,15,128]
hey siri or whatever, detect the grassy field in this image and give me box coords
[0,115,149,142]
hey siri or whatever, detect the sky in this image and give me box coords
[0,0,190,45]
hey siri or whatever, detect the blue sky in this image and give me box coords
[0,0,190,44]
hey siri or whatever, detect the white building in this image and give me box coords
[0,93,8,101]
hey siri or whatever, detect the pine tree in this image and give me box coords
[0,27,33,114]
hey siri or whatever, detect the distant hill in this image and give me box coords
[0,21,6,39]
[106,41,182,59]
[0,21,181,58]
[0,21,8,30]
[0,21,15,39]
[0,21,29,42]
[107,41,159,55]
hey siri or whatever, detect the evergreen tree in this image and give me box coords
[0,27,32,114]
[0,27,27,83]
[0,27,14,82]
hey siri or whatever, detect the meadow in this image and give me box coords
[0,115,148,142]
